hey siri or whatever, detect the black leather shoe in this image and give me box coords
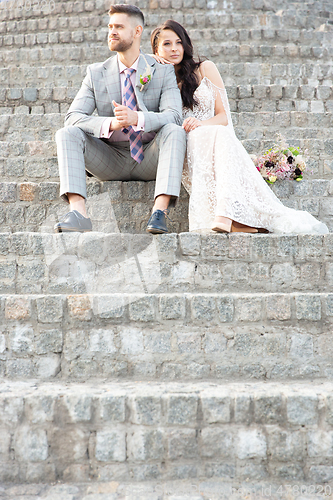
[146,209,169,234]
[54,210,92,233]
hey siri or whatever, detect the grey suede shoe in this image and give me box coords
[54,210,92,233]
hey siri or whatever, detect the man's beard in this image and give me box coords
[108,38,134,53]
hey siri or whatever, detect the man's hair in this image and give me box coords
[108,4,145,27]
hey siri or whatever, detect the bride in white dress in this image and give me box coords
[151,20,328,234]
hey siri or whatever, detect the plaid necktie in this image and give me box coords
[122,68,144,164]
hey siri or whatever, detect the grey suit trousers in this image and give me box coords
[56,123,186,207]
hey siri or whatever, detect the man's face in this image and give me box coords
[108,13,136,53]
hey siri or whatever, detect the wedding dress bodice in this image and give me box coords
[182,77,234,134]
[182,77,215,121]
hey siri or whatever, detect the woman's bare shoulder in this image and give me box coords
[200,60,224,87]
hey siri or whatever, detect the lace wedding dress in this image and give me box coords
[182,77,329,234]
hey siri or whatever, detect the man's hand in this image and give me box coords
[112,100,138,129]
[182,117,203,132]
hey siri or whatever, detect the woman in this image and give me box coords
[151,20,328,234]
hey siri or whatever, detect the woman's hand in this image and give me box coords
[150,54,173,65]
[182,117,203,132]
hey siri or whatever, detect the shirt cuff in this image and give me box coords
[132,111,145,132]
[100,117,113,138]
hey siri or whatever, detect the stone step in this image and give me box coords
[0,379,333,484]
[1,290,333,380]
[1,481,332,500]
[0,178,332,233]
[1,43,333,70]
[2,62,333,89]
[0,180,190,234]
[1,112,333,139]
[1,26,333,50]
[0,1,332,30]
[1,84,333,115]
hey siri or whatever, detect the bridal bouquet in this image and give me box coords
[251,136,308,184]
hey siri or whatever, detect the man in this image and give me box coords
[54,4,186,234]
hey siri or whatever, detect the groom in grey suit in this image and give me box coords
[55,4,186,234]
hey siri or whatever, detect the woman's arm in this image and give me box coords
[182,60,228,132]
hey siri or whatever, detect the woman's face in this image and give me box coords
[155,29,184,65]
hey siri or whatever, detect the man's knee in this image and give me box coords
[159,122,186,138]
[55,125,86,145]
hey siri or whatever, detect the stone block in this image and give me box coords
[287,395,318,425]
[39,182,58,201]
[129,295,155,322]
[295,295,321,321]
[144,332,171,353]
[37,355,61,378]
[236,296,262,322]
[267,429,304,462]
[201,428,234,458]
[127,429,165,461]
[166,394,198,425]
[201,395,231,423]
[254,395,283,424]
[266,295,291,320]
[326,395,333,425]
[6,359,34,378]
[98,395,126,423]
[0,260,16,281]
[290,334,314,359]
[130,396,161,425]
[203,332,227,353]
[49,427,89,464]
[309,466,333,483]
[36,296,64,323]
[120,327,144,354]
[200,234,228,257]
[167,429,198,460]
[159,295,186,320]
[179,232,200,255]
[25,395,55,424]
[0,428,10,460]
[23,88,37,102]
[14,427,48,462]
[95,429,126,462]
[93,295,125,319]
[308,430,333,457]
[176,331,201,354]
[5,297,31,320]
[67,295,92,321]
[9,325,34,354]
[229,234,250,259]
[191,295,216,321]
[89,328,116,354]
[216,297,234,322]
[0,182,16,202]
[19,182,37,201]
[63,395,92,423]
[237,429,266,459]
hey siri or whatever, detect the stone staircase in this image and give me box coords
[1,0,333,498]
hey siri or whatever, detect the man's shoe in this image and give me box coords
[54,210,92,233]
[146,209,169,234]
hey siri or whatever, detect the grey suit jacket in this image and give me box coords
[65,53,183,137]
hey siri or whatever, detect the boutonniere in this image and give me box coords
[139,54,152,91]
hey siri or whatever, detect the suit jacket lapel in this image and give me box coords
[103,55,121,112]
[135,53,156,112]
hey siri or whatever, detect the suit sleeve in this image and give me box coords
[64,66,108,137]
[142,64,183,133]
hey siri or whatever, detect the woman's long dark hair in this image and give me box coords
[151,20,201,109]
